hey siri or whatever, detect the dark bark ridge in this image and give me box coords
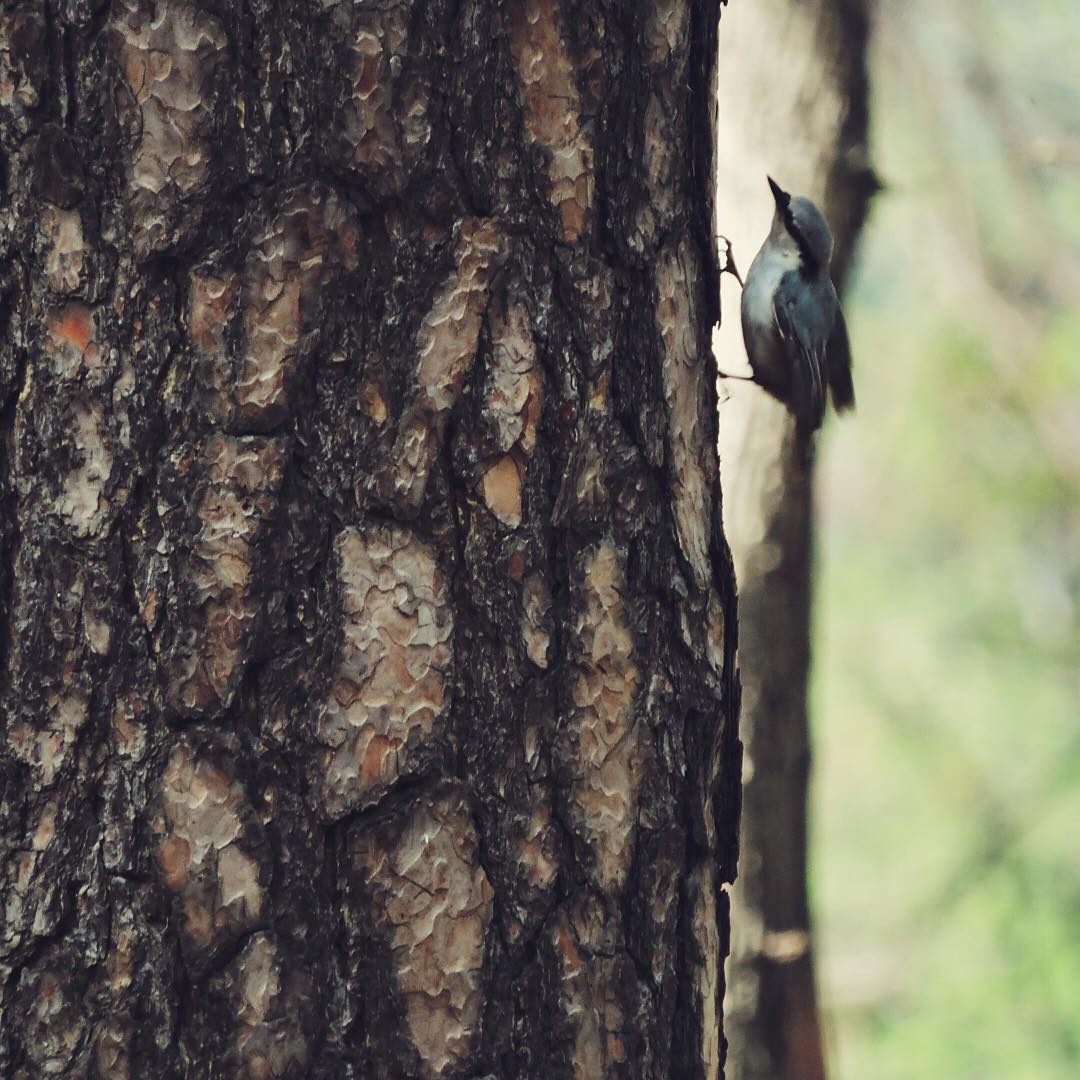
[0,2,738,1077]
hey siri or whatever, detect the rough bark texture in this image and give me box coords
[0,2,740,1078]
[712,2,875,1078]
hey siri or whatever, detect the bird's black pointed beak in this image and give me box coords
[767,176,790,208]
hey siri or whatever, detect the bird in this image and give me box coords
[719,176,854,436]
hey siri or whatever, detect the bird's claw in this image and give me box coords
[717,234,745,288]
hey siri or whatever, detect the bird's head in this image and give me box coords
[767,176,834,274]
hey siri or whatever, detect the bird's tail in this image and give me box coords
[827,306,856,413]
[829,357,855,412]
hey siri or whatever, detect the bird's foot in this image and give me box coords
[716,235,745,288]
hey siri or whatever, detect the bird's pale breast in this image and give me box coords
[740,247,796,395]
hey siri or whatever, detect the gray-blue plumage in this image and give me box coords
[738,178,854,434]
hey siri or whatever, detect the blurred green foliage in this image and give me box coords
[814,1,1080,1076]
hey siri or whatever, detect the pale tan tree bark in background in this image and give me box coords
[0,2,742,1077]
[714,1,876,1078]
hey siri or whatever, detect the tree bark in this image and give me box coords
[713,2,875,1078]
[0,2,739,1077]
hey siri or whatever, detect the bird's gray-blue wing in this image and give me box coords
[773,271,829,433]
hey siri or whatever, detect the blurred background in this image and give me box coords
[816,0,1080,1076]
[715,0,1079,1077]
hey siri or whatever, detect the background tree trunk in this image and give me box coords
[712,2,875,1078]
[0,2,739,1077]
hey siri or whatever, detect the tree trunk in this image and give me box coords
[713,2,875,1078]
[0,2,740,1077]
